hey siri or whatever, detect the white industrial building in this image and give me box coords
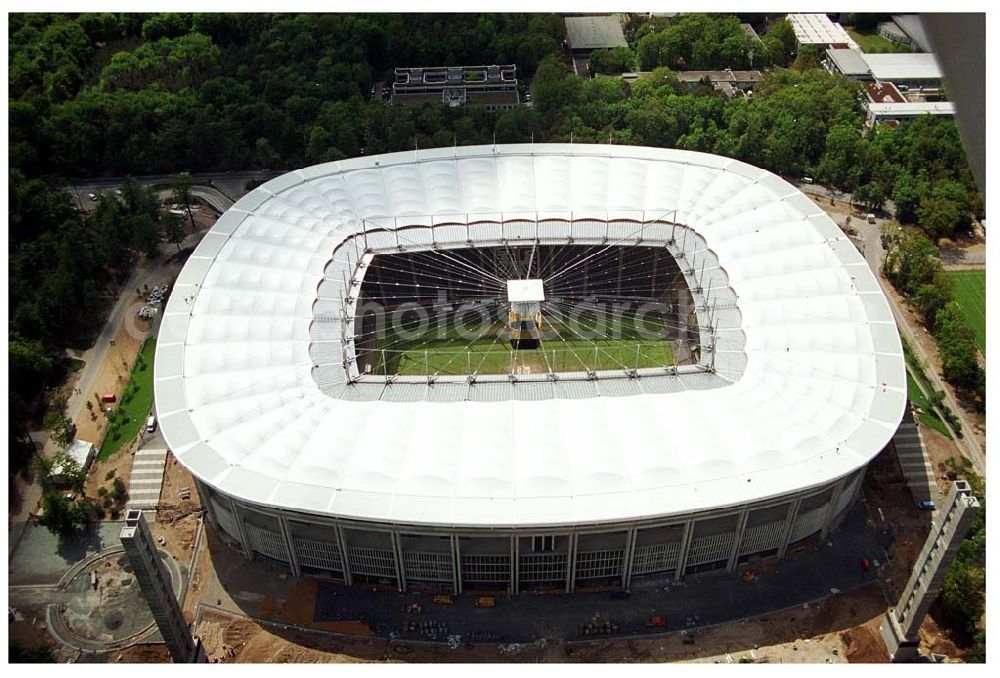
[155,145,906,593]
[867,101,956,125]
[786,13,859,50]
[862,53,943,90]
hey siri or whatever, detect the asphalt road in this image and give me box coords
[66,170,279,211]
[306,504,884,644]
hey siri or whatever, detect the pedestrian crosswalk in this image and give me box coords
[126,447,168,510]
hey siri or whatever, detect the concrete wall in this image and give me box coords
[194,468,862,595]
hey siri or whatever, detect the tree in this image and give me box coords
[163,213,186,253]
[817,124,866,190]
[891,171,925,224]
[939,472,985,645]
[589,46,636,75]
[112,477,128,504]
[884,233,940,296]
[935,302,983,390]
[852,183,885,212]
[47,415,77,448]
[763,18,796,67]
[39,491,91,536]
[917,194,961,241]
[912,276,952,327]
[9,331,55,396]
[132,214,162,258]
[171,172,197,233]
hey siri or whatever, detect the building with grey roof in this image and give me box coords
[891,14,932,52]
[565,15,628,52]
[824,48,871,80]
[863,53,943,90]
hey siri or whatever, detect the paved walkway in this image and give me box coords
[850,214,985,475]
[126,448,169,511]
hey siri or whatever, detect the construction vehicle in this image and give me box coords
[645,615,666,628]
[404,603,422,614]
[433,594,454,605]
[474,596,496,608]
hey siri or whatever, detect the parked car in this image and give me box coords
[101,393,117,403]
[146,415,157,433]
[918,500,936,510]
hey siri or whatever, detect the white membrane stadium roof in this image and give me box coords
[155,145,906,528]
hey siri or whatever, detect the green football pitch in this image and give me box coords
[943,269,986,355]
[365,311,678,376]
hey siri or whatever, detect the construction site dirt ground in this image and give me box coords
[170,481,947,664]
[148,454,203,564]
[72,319,151,446]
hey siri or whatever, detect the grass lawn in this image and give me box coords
[901,336,952,438]
[942,269,986,355]
[906,370,952,438]
[97,337,156,462]
[846,28,914,53]
[368,312,677,376]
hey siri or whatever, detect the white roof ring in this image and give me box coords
[155,144,906,528]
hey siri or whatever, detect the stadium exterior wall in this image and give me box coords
[194,464,867,594]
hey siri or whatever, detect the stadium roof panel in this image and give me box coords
[156,145,906,528]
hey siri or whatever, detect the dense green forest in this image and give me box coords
[7,12,981,448]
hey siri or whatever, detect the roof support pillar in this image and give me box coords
[452,535,462,595]
[622,526,638,591]
[391,530,406,592]
[510,535,518,595]
[777,497,802,559]
[227,496,254,561]
[674,519,695,581]
[566,533,578,593]
[335,525,352,587]
[726,510,750,572]
[821,476,848,541]
[278,516,300,578]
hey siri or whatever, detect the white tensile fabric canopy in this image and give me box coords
[154,144,906,527]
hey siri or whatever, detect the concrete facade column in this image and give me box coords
[450,535,461,595]
[192,476,220,539]
[674,519,695,581]
[776,497,802,558]
[391,530,406,592]
[510,535,518,595]
[278,516,301,578]
[726,510,750,572]
[820,477,847,540]
[335,525,352,586]
[621,527,637,590]
[566,533,579,593]
[228,497,253,561]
